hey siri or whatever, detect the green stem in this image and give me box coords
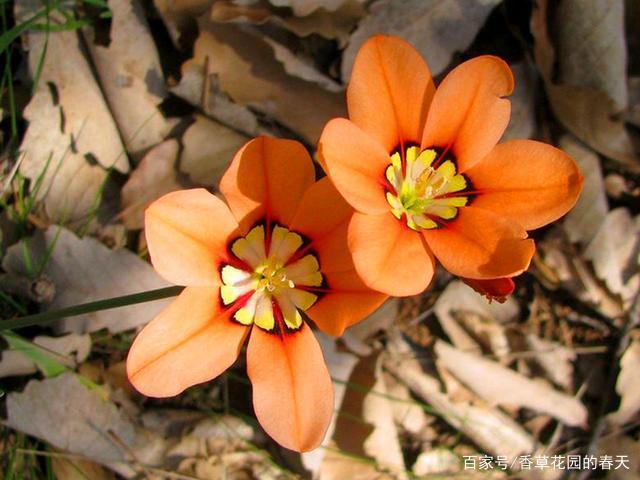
[0,286,183,330]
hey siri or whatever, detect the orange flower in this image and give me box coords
[318,35,583,297]
[126,137,386,452]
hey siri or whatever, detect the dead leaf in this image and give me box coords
[6,372,136,464]
[171,67,260,136]
[51,455,115,480]
[434,281,519,355]
[434,340,588,427]
[554,0,628,111]
[385,338,536,463]
[531,0,637,166]
[268,0,363,16]
[342,298,398,356]
[180,21,345,143]
[342,0,502,80]
[609,338,640,426]
[412,448,462,476]
[15,0,128,227]
[525,334,575,391]
[503,62,537,141]
[84,0,175,158]
[562,135,609,246]
[121,139,184,230]
[2,226,171,334]
[179,114,249,187]
[0,333,91,378]
[583,208,639,300]
[264,37,343,92]
[362,355,407,479]
[210,0,364,47]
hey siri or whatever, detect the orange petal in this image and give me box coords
[127,286,249,397]
[462,277,515,303]
[308,273,388,336]
[348,212,435,296]
[318,118,390,215]
[347,35,435,152]
[220,136,315,233]
[247,323,334,452]
[422,207,535,279]
[290,181,388,335]
[421,56,514,172]
[465,140,584,230]
[145,189,239,286]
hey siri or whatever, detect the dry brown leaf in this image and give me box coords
[503,62,537,141]
[6,372,136,464]
[385,338,536,463]
[531,0,637,166]
[562,135,608,246]
[2,227,170,334]
[342,0,502,80]
[179,114,249,187]
[264,37,343,92]
[51,455,115,480]
[179,21,345,143]
[319,447,395,480]
[412,448,462,477]
[583,208,639,301]
[554,0,628,111]
[384,372,429,436]
[0,333,91,378]
[629,76,640,128]
[153,0,213,46]
[15,1,127,172]
[342,298,398,356]
[434,280,519,355]
[434,340,588,427]
[121,139,184,230]
[268,0,363,16]
[210,0,364,46]
[84,0,174,158]
[609,338,640,426]
[524,334,575,391]
[362,355,407,479]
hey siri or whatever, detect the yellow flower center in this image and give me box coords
[220,225,323,332]
[385,146,469,230]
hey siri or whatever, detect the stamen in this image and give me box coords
[385,147,469,231]
[221,224,323,332]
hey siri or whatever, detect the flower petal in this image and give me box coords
[290,177,354,240]
[289,178,388,335]
[247,324,333,452]
[347,35,435,151]
[307,272,388,336]
[462,277,515,303]
[422,207,535,279]
[318,118,390,215]
[220,136,315,232]
[145,189,239,286]
[127,286,249,397]
[421,56,514,172]
[465,140,584,230]
[348,212,435,296]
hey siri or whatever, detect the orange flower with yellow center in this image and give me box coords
[126,137,386,452]
[319,35,583,297]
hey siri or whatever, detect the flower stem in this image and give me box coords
[0,286,183,330]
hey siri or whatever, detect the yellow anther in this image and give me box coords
[385,148,469,231]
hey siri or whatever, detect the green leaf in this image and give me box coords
[2,332,67,377]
